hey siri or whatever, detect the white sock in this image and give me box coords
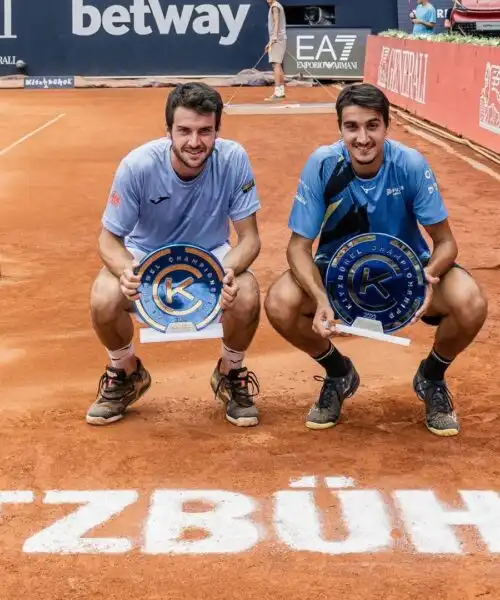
[278,85,285,96]
[221,343,245,372]
[107,342,135,371]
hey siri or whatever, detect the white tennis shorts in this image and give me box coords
[126,242,232,265]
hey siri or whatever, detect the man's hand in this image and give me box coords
[221,268,239,310]
[120,261,141,301]
[411,267,440,324]
[312,302,339,339]
[265,36,277,51]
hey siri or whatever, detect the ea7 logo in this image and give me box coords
[296,34,357,61]
[0,0,16,39]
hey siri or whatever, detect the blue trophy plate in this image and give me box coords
[325,233,426,333]
[134,243,224,334]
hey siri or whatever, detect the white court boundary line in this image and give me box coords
[403,125,500,184]
[0,113,66,157]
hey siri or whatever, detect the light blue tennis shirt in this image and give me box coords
[102,137,260,253]
[413,2,437,35]
[288,138,448,268]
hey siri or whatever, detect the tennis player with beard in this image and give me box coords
[87,82,262,429]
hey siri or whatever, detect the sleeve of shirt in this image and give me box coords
[229,146,261,222]
[288,150,326,239]
[426,6,437,22]
[101,159,141,238]
[408,151,448,226]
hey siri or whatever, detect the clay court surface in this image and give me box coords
[1,86,500,599]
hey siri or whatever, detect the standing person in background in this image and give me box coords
[264,0,287,101]
[444,2,456,31]
[410,0,437,35]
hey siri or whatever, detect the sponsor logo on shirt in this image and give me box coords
[294,192,307,205]
[241,179,255,193]
[149,195,170,205]
[386,186,404,196]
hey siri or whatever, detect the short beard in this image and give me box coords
[171,143,214,173]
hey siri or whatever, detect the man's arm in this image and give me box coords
[421,219,458,278]
[222,214,261,275]
[225,146,262,274]
[421,19,434,27]
[286,151,330,305]
[98,228,137,279]
[410,151,457,276]
[271,5,279,40]
[287,233,330,307]
[99,158,141,278]
[413,18,435,27]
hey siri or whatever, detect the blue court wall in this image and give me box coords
[0,0,398,77]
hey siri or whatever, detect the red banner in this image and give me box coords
[363,35,500,154]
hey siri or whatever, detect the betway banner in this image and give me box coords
[364,35,500,155]
[0,0,268,76]
[283,27,371,79]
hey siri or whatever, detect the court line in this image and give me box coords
[0,113,66,157]
[403,125,500,184]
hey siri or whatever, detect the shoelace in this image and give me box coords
[314,375,344,410]
[97,368,133,402]
[215,370,260,407]
[417,379,454,414]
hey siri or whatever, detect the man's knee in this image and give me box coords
[91,268,130,324]
[265,271,305,329]
[445,270,488,332]
[228,272,261,322]
[454,284,488,332]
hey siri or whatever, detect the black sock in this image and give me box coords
[314,343,349,377]
[422,348,454,381]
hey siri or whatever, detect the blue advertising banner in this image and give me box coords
[0,0,398,77]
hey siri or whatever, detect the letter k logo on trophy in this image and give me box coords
[324,233,427,346]
[133,243,225,344]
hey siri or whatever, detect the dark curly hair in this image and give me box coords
[166,82,224,131]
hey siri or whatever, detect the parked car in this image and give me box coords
[450,0,500,36]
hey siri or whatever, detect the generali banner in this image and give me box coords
[363,35,500,155]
